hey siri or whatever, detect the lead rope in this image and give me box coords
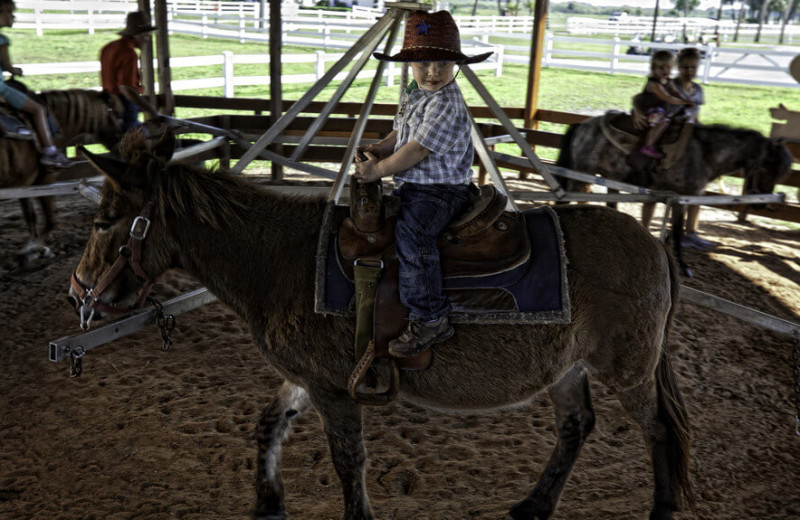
[148,297,176,351]
[792,339,800,436]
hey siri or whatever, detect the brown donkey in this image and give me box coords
[68,130,694,520]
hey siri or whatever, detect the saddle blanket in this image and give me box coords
[0,107,34,140]
[315,205,571,325]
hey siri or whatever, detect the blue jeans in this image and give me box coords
[116,94,142,134]
[395,182,471,322]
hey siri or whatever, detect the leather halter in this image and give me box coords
[71,202,156,330]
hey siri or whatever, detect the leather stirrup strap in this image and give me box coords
[347,257,400,405]
[348,340,400,406]
[353,257,382,360]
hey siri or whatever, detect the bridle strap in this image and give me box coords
[72,202,156,317]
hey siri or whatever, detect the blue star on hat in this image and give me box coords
[416,20,431,35]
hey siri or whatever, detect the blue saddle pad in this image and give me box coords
[315,205,571,325]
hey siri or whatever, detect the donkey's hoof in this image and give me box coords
[509,499,551,520]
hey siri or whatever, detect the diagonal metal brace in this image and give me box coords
[230,10,401,174]
[460,65,566,199]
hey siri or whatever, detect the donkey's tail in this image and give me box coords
[655,247,695,511]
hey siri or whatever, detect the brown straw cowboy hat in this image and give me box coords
[373,11,492,65]
[119,11,157,37]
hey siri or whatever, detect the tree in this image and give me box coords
[674,0,700,41]
[714,0,735,43]
[674,0,701,16]
[755,0,774,41]
[733,1,747,41]
[779,0,800,43]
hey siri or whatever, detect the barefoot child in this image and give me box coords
[0,0,71,167]
[672,47,704,124]
[352,10,492,358]
[637,50,694,159]
[673,47,714,248]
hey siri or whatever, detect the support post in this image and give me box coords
[524,0,548,129]
[154,0,174,115]
[138,0,156,110]
[269,0,283,179]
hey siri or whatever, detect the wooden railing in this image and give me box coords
[153,94,799,224]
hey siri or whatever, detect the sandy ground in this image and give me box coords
[1,174,800,520]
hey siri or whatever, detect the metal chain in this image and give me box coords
[148,297,176,351]
[792,339,800,437]
[65,345,85,378]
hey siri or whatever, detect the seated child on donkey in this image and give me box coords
[636,50,695,159]
[0,0,71,168]
[353,10,492,358]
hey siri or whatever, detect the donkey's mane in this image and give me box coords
[146,155,327,231]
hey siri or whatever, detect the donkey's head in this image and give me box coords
[68,128,177,330]
[744,138,793,198]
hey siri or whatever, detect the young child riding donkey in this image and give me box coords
[353,10,492,359]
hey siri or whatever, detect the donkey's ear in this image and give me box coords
[79,146,147,190]
[151,126,176,164]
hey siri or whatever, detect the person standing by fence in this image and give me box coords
[672,47,715,249]
[100,11,159,133]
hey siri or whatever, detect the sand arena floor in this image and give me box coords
[1,173,799,519]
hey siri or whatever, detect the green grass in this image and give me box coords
[7,28,799,177]
[7,29,794,133]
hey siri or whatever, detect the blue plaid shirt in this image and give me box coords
[392,80,474,185]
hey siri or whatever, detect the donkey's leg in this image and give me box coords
[313,393,373,520]
[37,195,56,235]
[255,381,311,520]
[614,357,692,520]
[18,198,38,239]
[510,365,595,520]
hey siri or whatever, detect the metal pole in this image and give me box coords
[269,0,283,180]
[463,66,566,197]
[524,0,548,129]
[289,20,395,162]
[230,10,400,174]
[330,13,406,203]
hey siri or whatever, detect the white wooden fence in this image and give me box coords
[11,1,800,90]
[566,15,800,43]
[15,47,502,98]
[531,34,799,88]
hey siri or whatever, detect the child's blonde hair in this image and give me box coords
[650,50,675,70]
[677,47,701,64]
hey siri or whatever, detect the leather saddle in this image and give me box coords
[603,111,694,171]
[0,78,61,141]
[338,181,531,371]
[0,105,35,141]
[339,181,530,279]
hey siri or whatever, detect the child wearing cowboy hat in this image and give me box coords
[353,10,492,358]
[99,11,159,133]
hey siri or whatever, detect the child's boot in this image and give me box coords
[388,316,454,358]
[40,147,73,168]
